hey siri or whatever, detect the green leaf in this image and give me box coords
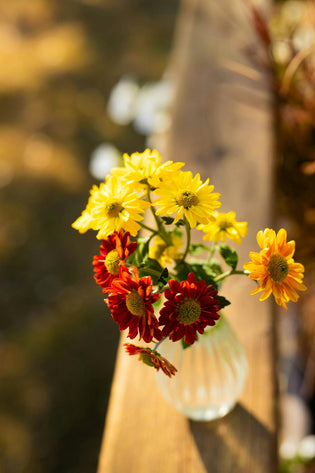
[158,267,169,290]
[219,245,238,270]
[161,217,185,227]
[172,227,183,238]
[181,335,197,349]
[152,296,163,311]
[215,295,231,309]
[188,243,211,256]
[174,261,196,282]
[174,261,219,290]
[138,257,163,280]
[207,261,223,277]
[161,216,175,225]
[128,237,150,267]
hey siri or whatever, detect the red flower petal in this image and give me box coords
[106,267,162,343]
[92,230,137,290]
[159,273,220,345]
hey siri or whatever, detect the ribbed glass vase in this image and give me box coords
[156,314,248,421]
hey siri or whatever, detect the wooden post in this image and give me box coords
[97,0,278,471]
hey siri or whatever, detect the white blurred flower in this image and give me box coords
[298,435,315,461]
[107,76,139,125]
[89,143,121,180]
[293,26,315,51]
[107,74,174,136]
[133,79,174,135]
[272,41,292,64]
[280,440,299,460]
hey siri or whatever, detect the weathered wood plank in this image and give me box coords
[97,0,277,471]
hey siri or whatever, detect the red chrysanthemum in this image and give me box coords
[124,343,177,378]
[92,230,137,289]
[105,267,162,343]
[159,272,220,345]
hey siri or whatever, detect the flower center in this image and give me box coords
[104,249,120,275]
[140,351,155,367]
[176,191,199,209]
[176,298,201,325]
[126,290,146,317]
[217,216,232,230]
[267,253,289,283]
[104,201,123,218]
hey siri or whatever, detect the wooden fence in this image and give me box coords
[97,0,277,471]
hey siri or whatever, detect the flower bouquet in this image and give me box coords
[72,149,306,417]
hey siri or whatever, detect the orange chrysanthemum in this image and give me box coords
[105,267,162,343]
[124,343,177,377]
[244,228,307,309]
[92,230,137,290]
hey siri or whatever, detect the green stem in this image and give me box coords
[147,185,162,229]
[146,185,172,246]
[153,337,167,352]
[207,243,218,263]
[180,217,191,264]
[139,221,158,234]
[214,269,248,283]
[140,267,164,279]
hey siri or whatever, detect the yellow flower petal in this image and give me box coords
[72,175,149,239]
[153,170,221,228]
[244,228,306,308]
[199,211,247,244]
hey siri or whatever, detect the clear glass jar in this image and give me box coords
[156,314,248,421]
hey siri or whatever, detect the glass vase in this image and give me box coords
[156,314,248,422]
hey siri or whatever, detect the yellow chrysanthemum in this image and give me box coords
[244,228,307,309]
[149,232,183,267]
[153,171,221,228]
[72,176,150,239]
[198,211,248,244]
[111,148,184,190]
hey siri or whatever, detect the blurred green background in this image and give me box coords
[0,1,179,472]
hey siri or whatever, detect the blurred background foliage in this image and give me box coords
[248,2,315,472]
[248,0,315,267]
[0,1,179,472]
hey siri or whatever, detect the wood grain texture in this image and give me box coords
[97,0,278,471]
